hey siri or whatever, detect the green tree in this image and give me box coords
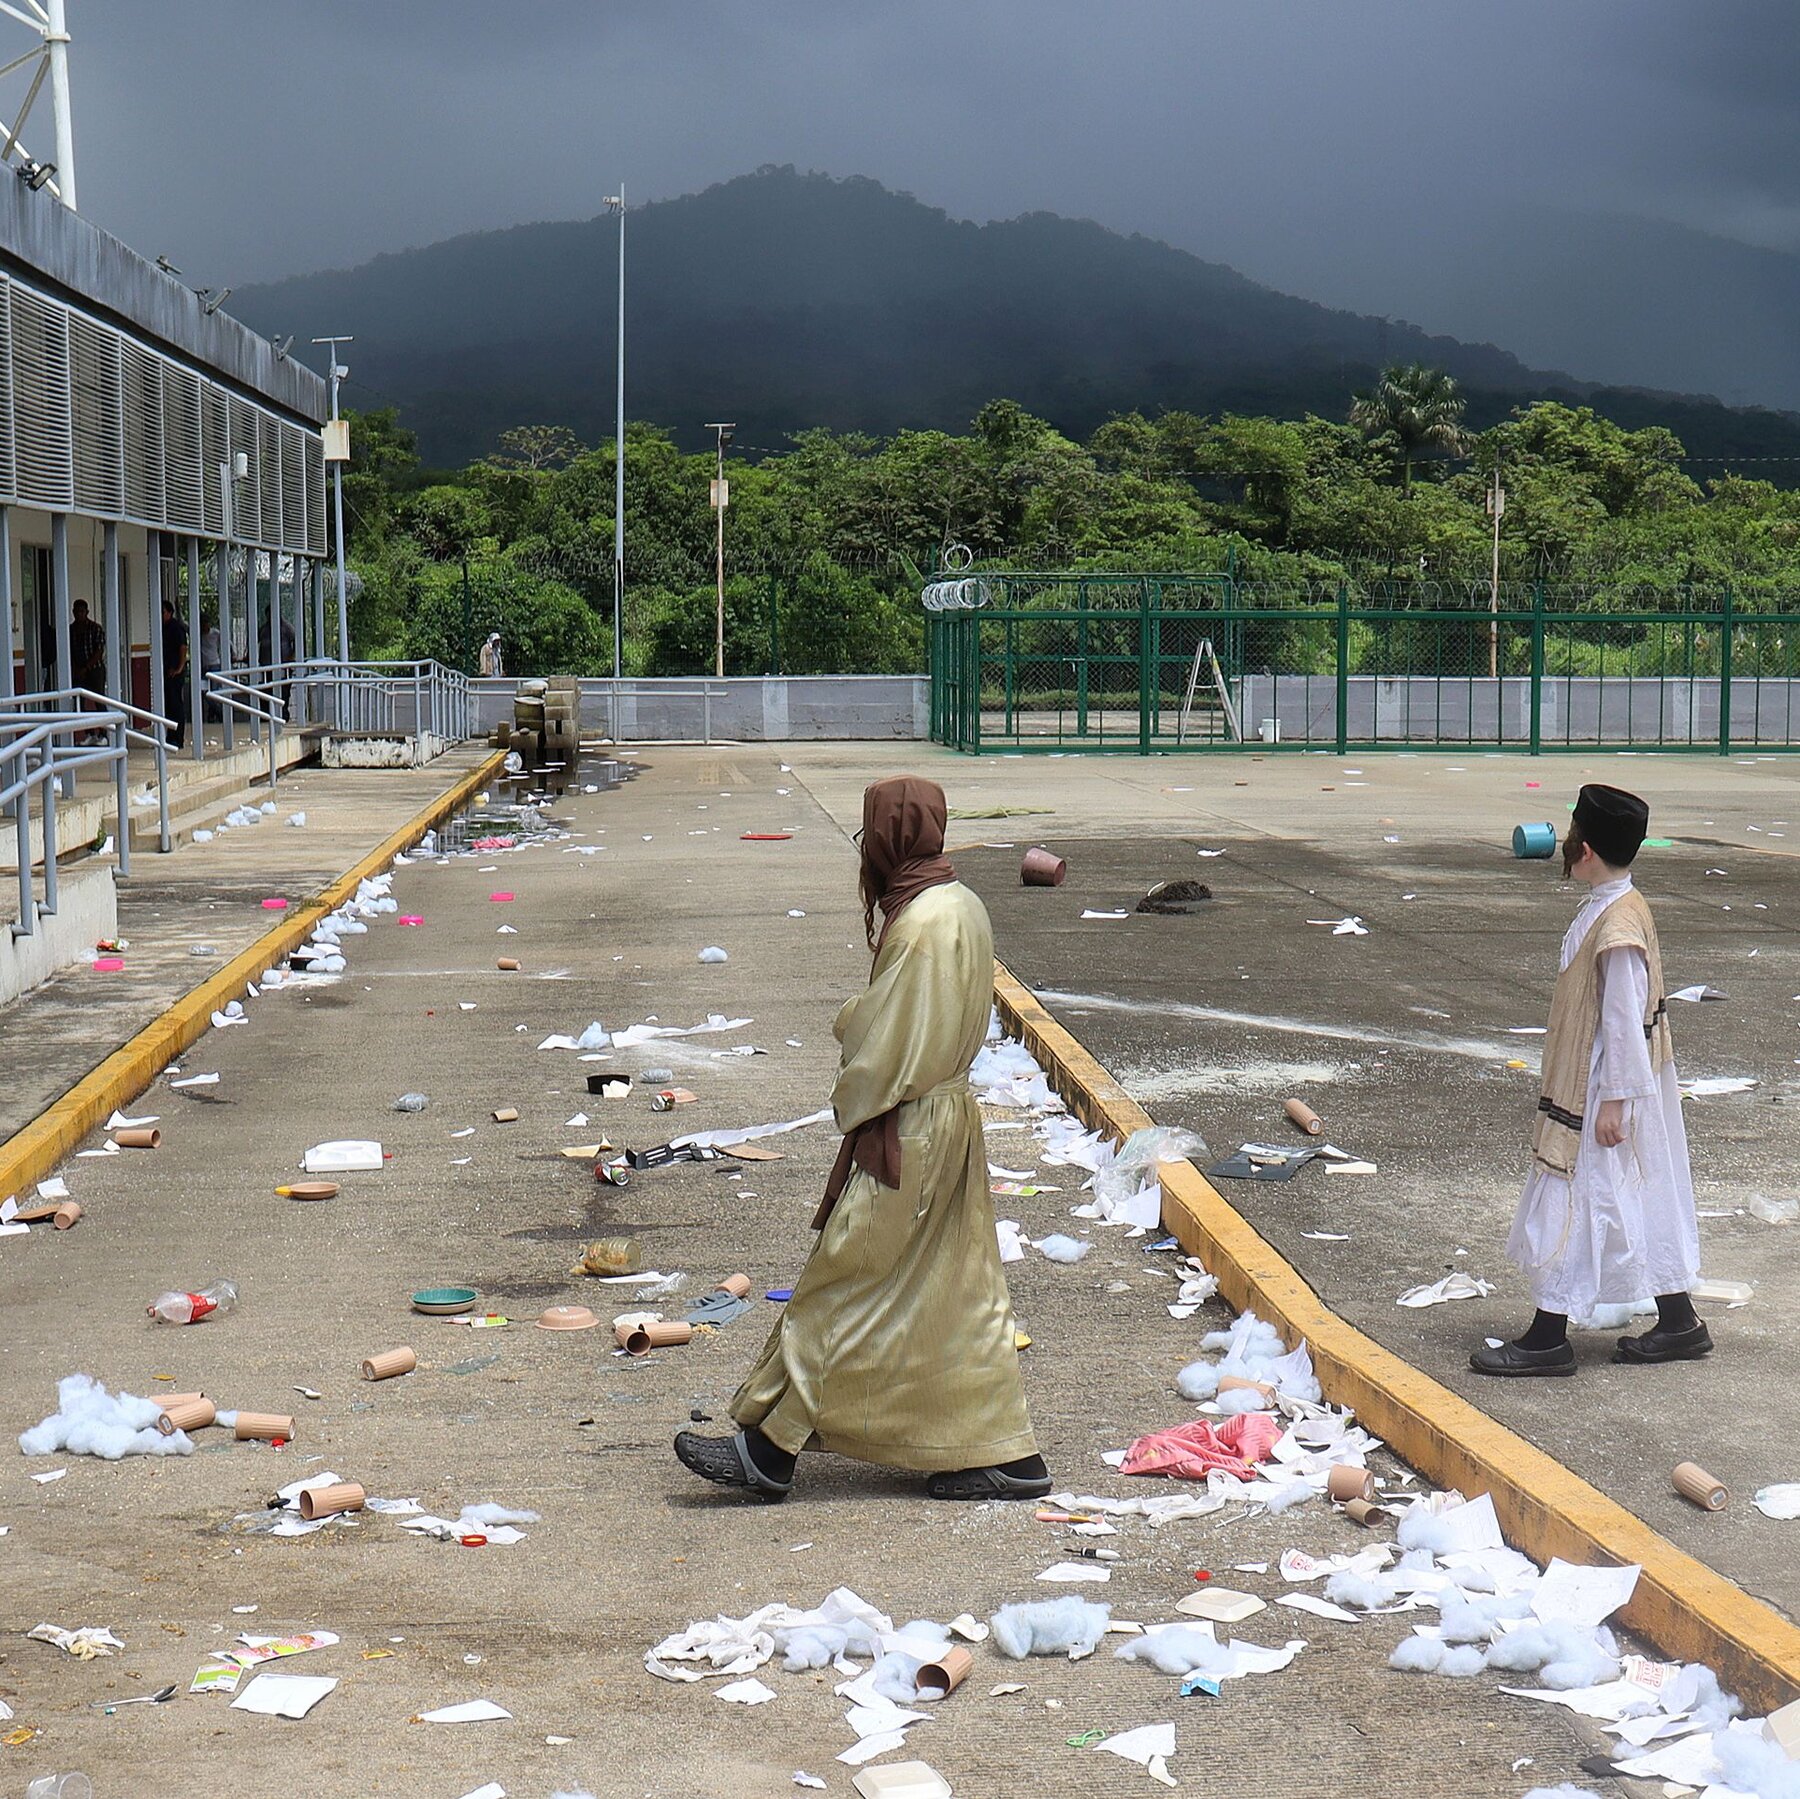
[1349,364,1469,491]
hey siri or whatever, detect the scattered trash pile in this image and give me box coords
[1135,880,1212,916]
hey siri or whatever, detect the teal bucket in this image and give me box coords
[1513,822,1557,859]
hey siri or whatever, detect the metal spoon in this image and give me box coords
[90,1683,178,1709]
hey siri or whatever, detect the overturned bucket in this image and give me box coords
[1021,847,1067,887]
[1512,822,1557,859]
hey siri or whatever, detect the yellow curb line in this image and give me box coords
[0,750,506,1206]
[993,959,1800,1713]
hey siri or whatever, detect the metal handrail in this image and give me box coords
[4,686,174,852]
[1,713,130,938]
[204,672,286,790]
[226,656,472,744]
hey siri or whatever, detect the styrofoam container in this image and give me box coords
[303,1139,384,1174]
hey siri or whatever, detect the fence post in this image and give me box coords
[1529,579,1544,755]
[767,573,780,675]
[1334,581,1350,754]
[1138,578,1153,754]
[1718,585,1733,755]
[1076,579,1090,738]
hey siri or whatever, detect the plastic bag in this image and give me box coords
[1091,1125,1208,1214]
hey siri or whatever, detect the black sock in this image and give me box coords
[997,1454,1047,1480]
[1516,1309,1569,1352]
[742,1427,796,1483]
[1654,1291,1699,1334]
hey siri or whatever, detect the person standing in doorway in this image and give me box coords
[479,631,504,678]
[161,596,190,750]
[1472,784,1706,1377]
[200,618,222,721]
[674,776,1051,1502]
[70,599,107,740]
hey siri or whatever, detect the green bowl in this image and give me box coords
[412,1286,479,1315]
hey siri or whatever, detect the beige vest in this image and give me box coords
[1531,887,1671,1176]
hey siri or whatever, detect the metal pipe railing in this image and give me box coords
[4,687,175,853]
[204,673,286,790]
[1,712,130,937]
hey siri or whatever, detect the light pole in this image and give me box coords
[313,336,353,664]
[603,189,626,681]
[43,0,75,208]
[705,422,735,679]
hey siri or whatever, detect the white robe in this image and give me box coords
[1506,874,1699,1317]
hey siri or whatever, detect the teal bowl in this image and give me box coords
[412,1286,479,1315]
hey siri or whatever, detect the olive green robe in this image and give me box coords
[732,881,1038,1472]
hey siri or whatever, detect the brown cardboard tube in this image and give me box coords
[361,1346,417,1381]
[714,1273,752,1298]
[157,1396,216,1435]
[1344,1498,1385,1527]
[915,1645,973,1698]
[53,1201,82,1229]
[616,1320,692,1356]
[1673,1461,1728,1511]
[113,1126,161,1149]
[1327,1465,1376,1503]
[298,1481,364,1520]
[1217,1375,1276,1404]
[1284,1097,1324,1136]
[492,1107,519,1123]
[496,956,521,971]
[234,1412,296,1441]
[158,1391,206,1407]
[1020,846,1067,887]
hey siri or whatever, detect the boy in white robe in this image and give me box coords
[1472,783,1706,1377]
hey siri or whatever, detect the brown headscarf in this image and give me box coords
[859,776,958,953]
[816,777,959,1228]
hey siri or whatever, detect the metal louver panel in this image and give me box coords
[280,421,305,549]
[121,341,165,522]
[306,434,325,555]
[69,315,123,514]
[258,413,280,545]
[161,364,203,531]
[200,384,227,534]
[0,284,16,503]
[227,397,258,542]
[10,283,73,509]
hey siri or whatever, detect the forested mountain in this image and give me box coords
[235,168,1800,475]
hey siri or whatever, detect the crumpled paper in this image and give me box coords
[646,1587,890,1684]
[29,1622,124,1660]
[1397,1273,1495,1308]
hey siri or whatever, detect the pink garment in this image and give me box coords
[1120,1411,1284,1482]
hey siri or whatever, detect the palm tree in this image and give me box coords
[1349,363,1469,491]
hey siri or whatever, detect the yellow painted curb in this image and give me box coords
[0,750,506,1205]
[993,958,1800,1713]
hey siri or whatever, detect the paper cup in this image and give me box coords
[1327,1465,1376,1504]
[297,1481,363,1520]
[1673,1461,1728,1511]
[1283,1097,1323,1136]
[714,1273,752,1298]
[1020,846,1067,887]
[234,1412,296,1441]
[113,1127,162,1149]
[157,1396,216,1435]
[915,1645,973,1698]
[361,1346,417,1381]
[616,1320,692,1356]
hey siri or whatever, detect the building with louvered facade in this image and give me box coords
[0,173,326,725]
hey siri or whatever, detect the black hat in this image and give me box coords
[1573,783,1649,867]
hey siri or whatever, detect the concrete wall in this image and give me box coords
[471,676,930,741]
[0,863,116,1006]
[1238,674,1800,747]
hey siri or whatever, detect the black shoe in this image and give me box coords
[1469,1340,1577,1377]
[673,1429,792,1501]
[925,1459,1054,1501]
[1614,1322,1713,1365]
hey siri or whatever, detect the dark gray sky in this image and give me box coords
[39,1,1800,399]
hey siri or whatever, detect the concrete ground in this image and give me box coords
[1,744,1640,1798]
[782,742,1800,1623]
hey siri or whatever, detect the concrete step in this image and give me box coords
[124,768,268,850]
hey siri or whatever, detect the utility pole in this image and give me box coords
[43,0,74,207]
[705,422,735,679]
[1486,460,1505,680]
[313,336,354,663]
[604,189,626,681]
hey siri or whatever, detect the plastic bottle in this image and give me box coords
[147,1280,238,1325]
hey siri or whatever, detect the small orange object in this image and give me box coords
[1194,1570,1212,1582]
[460,1534,488,1547]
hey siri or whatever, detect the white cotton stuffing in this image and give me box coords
[1323,1569,1403,1611]
[869,1622,951,1704]
[1663,1663,1741,1732]
[1214,1386,1275,1417]
[1712,1728,1800,1799]
[1033,1234,1092,1264]
[1480,1622,1618,1690]
[1388,1636,1487,1678]
[988,1598,1110,1661]
[1176,1360,1221,1402]
[458,1503,540,1528]
[19,1374,195,1460]
[1115,1625,1237,1678]
[1438,1592,1534,1644]
[1397,1504,1481,1555]
[1258,1480,1317,1515]
[1521,1787,1604,1799]
[778,1620,883,1671]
